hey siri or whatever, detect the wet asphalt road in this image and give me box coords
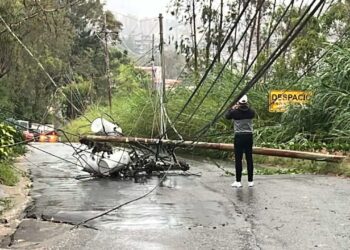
[2,143,350,249]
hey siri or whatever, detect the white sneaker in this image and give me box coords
[248,181,254,187]
[231,181,242,188]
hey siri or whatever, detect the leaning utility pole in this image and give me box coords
[103,13,112,114]
[158,13,167,138]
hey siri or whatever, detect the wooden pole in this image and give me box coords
[103,13,112,114]
[192,0,198,73]
[158,13,167,138]
[82,135,346,163]
[159,13,166,102]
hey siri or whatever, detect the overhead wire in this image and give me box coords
[28,143,83,167]
[166,0,294,143]
[72,162,174,228]
[3,109,135,172]
[194,0,325,140]
[1,102,185,175]
[134,47,156,64]
[185,0,267,124]
[166,2,224,94]
[162,0,254,137]
[209,0,295,117]
[0,0,83,35]
[1,0,333,230]
[0,108,120,170]
[227,0,323,106]
[63,72,89,118]
[161,2,237,139]
[243,3,258,73]
[1,8,191,225]
[147,2,226,139]
[196,1,318,140]
[0,15,91,124]
[267,24,350,109]
[137,0,252,147]
[3,104,185,229]
[0,139,34,148]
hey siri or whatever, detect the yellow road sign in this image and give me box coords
[269,90,312,112]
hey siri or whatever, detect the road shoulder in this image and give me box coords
[0,156,32,242]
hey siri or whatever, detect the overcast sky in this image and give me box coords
[104,0,313,19]
[104,0,169,18]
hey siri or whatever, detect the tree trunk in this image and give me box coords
[256,0,262,52]
[231,0,242,71]
[264,0,277,84]
[217,0,224,63]
[265,0,277,54]
[192,0,198,74]
[205,0,213,68]
[299,0,305,14]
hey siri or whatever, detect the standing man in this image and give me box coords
[225,95,255,188]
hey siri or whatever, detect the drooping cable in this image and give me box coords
[163,0,254,137]
[166,3,225,100]
[194,0,325,140]
[201,0,295,124]
[72,162,174,228]
[186,0,267,124]
[0,15,91,123]
[268,25,350,108]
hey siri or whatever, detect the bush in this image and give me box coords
[0,123,16,160]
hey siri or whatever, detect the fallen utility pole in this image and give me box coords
[82,135,346,163]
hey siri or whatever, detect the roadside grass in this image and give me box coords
[63,97,350,177]
[62,104,104,142]
[0,160,19,186]
[63,92,157,142]
[254,155,350,177]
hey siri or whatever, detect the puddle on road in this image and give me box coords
[26,143,236,230]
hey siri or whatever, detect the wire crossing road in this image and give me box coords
[3,143,350,249]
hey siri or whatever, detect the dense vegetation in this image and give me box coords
[0,123,25,186]
[0,0,126,122]
[66,1,350,156]
[0,0,126,184]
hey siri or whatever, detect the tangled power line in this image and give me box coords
[0,0,335,228]
[193,0,326,141]
[159,0,327,145]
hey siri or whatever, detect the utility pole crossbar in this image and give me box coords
[82,135,346,163]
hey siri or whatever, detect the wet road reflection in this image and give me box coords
[7,143,350,249]
[27,143,237,229]
[234,188,256,205]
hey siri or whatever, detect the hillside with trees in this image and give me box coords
[0,0,350,155]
